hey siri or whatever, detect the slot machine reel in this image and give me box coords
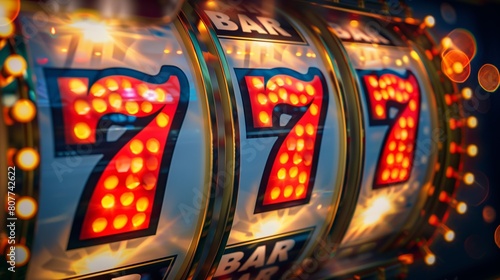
[0,1,234,279]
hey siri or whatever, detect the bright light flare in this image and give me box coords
[11,99,36,123]
[71,20,111,43]
[425,253,436,265]
[15,244,29,267]
[74,251,122,274]
[362,196,392,226]
[444,230,455,242]
[456,202,467,214]
[5,54,27,76]
[16,148,40,171]
[253,219,281,238]
[424,16,435,28]
[16,197,37,219]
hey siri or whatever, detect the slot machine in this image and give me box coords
[0,0,477,279]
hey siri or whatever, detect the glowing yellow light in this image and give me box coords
[375,105,384,116]
[104,176,118,190]
[257,93,267,105]
[296,184,305,197]
[461,87,473,99]
[424,16,435,28]
[463,172,474,185]
[452,61,464,74]
[467,116,478,128]
[74,99,90,115]
[306,85,315,96]
[254,219,281,238]
[176,50,183,55]
[284,186,293,198]
[271,187,280,200]
[289,166,298,178]
[126,174,140,189]
[277,168,286,180]
[278,88,287,100]
[136,197,149,212]
[396,59,403,66]
[90,84,105,96]
[295,52,302,57]
[269,92,278,103]
[79,251,120,275]
[15,244,29,267]
[11,99,36,123]
[16,148,39,171]
[259,111,270,124]
[425,253,436,265]
[309,104,318,116]
[131,157,144,173]
[444,230,455,242]
[350,20,359,28]
[402,55,409,64]
[101,194,115,209]
[106,93,121,109]
[92,218,107,233]
[457,202,467,214]
[305,123,314,136]
[279,153,289,164]
[130,139,144,155]
[125,101,139,115]
[132,213,146,227]
[442,37,452,49]
[141,101,153,113]
[74,122,91,140]
[50,27,55,35]
[467,144,478,157]
[164,49,170,54]
[120,192,134,206]
[92,98,107,113]
[0,21,14,37]
[147,138,160,153]
[113,214,128,229]
[299,172,307,184]
[71,20,111,43]
[410,50,420,60]
[363,196,392,226]
[106,79,119,91]
[16,197,37,219]
[5,54,26,76]
[156,112,169,127]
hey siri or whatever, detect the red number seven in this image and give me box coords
[45,66,189,249]
[360,70,420,188]
[235,67,328,213]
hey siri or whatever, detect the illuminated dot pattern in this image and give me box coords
[363,72,420,187]
[244,74,325,207]
[57,75,183,240]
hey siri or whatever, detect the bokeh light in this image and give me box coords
[483,206,496,223]
[495,226,500,249]
[11,99,36,123]
[16,197,37,220]
[440,3,457,24]
[16,148,40,171]
[442,28,477,61]
[442,50,471,83]
[0,0,21,26]
[478,64,500,92]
